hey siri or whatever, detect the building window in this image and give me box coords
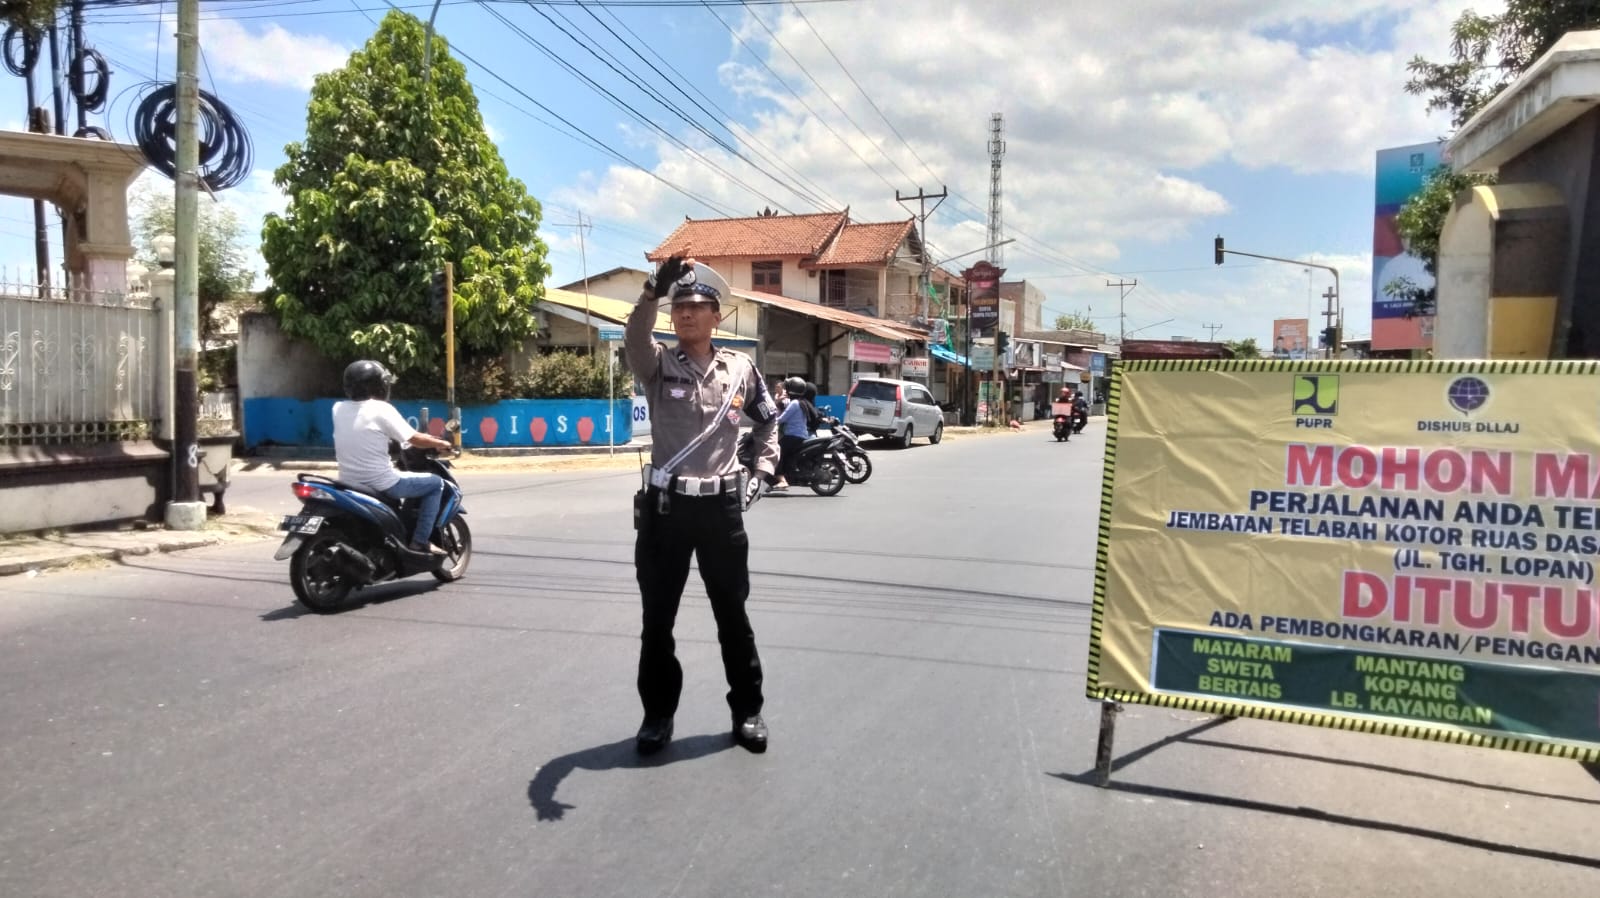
[822,270,846,308]
[752,261,782,293]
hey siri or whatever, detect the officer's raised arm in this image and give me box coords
[626,255,690,381]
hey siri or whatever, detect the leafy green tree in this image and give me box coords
[0,1,62,30]
[1394,2,1599,316]
[1053,309,1096,331]
[1223,338,1261,359]
[129,183,256,347]
[261,10,550,379]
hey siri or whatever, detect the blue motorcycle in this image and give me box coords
[274,446,472,613]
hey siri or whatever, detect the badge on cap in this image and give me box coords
[731,395,743,409]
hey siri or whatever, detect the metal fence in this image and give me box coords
[0,275,160,446]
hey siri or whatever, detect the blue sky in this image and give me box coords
[0,0,1490,345]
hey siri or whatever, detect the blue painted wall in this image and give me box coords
[244,398,634,449]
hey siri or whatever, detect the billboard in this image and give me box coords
[1272,318,1310,359]
[1089,359,1600,762]
[1372,141,1445,352]
[964,261,1004,337]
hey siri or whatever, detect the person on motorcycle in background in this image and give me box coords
[801,381,825,434]
[773,376,811,489]
[1072,389,1089,429]
[332,360,455,559]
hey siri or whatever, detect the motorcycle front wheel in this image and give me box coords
[843,450,872,484]
[432,516,473,582]
[290,529,355,613]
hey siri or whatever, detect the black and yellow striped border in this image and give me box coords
[1084,356,1600,764]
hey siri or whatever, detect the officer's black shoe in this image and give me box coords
[635,717,673,755]
[733,713,768,753]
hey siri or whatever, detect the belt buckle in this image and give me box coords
[698,477,717,496]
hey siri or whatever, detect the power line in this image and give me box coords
[575,0,843,210]
[518,0,825,213]
[739,2,917,186]
[701,0,899,195]
[482,2,799,214]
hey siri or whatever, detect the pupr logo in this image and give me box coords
[1292,374,1339,416]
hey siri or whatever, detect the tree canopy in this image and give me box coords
[1053,310,1096,331]
[261,10,550,378]
[130,183,256,346]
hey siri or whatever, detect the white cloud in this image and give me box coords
[539,1,1502,338]
[202,19,349,91]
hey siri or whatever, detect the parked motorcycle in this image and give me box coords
[273,445,471,613]
[739,428,848,496]
[819,416,872,484]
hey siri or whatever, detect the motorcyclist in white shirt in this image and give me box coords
[331,360,454,559]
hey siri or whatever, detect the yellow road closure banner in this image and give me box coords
[1088,359,1600,762]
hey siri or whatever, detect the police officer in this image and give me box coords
[624,255,781,755]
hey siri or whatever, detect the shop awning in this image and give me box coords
[731,288,923,343]
[931,344,969,367]
[540,288,756,347]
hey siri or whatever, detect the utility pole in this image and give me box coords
[575,211,592,356]
[1203,323,1223,341]
[1106,279,1136,342]
[896,186,947,323]
[1321,286,1338,359]
[165,0,205,530]
[445,261,458,449]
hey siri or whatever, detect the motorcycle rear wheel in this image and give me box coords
[810,459,846,496]
[290,529,355,613]
[432,516,473,582]
[843,450,872,484]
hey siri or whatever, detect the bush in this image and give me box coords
[515,350,632,399]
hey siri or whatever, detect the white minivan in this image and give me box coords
[845,377,944,447]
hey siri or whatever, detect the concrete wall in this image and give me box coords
[1495,107,1600,356]
[243,398,634,449]
[238,312,343,400]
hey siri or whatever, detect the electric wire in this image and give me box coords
[586,1,845,210]
[701,1,899,194]
[130,80,254,190]
[483,2,800,215]
[540,0,835,211]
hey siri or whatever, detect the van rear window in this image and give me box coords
[850,381,898,402]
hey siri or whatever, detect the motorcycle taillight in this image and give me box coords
[292,482,318,500]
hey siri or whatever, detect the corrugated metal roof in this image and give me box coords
[729,289,923,343]
[539,288,750,344]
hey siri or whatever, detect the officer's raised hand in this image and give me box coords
[646,255,695,298]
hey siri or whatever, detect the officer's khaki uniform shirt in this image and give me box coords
[625,295,780,478]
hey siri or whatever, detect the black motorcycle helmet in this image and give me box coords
[804,382,818,402]
[343,360,395,401]
[783,376,807,398]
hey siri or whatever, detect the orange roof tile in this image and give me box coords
[647,211,848,261]
[802,220,917,269]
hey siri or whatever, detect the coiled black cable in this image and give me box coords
[69,47,109,112]
[2,25,40,77]
[131,82,253,192]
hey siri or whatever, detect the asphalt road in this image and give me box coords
[4,425,1600,897]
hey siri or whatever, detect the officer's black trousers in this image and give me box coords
[635,488,764,720]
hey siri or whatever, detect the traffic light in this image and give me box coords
[1214,235,1225,265]
[1319,326,1337,348]
[996,331,1010,354]
[428,270,448,318]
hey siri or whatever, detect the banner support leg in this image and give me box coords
[1093,700,1121,787]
